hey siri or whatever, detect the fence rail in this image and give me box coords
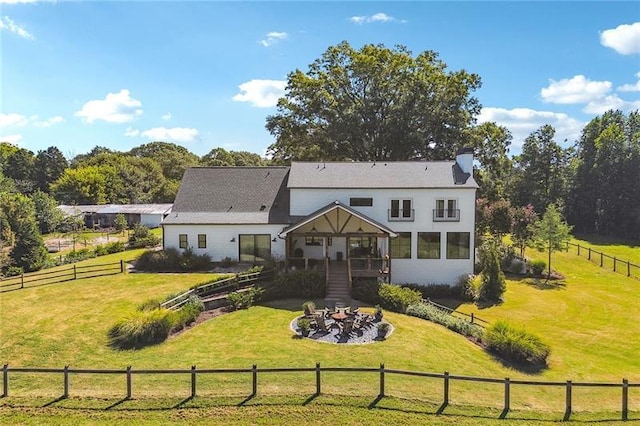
[423,298,490,328]
[567,242,640,281]
[0,261,125,293]
[1,363,636,421]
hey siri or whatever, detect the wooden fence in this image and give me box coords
[1,363,636,421]
[567,242,640,281]
[0,261,125,293]
[423,298,490,328]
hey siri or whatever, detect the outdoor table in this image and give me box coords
[331,312,348,321]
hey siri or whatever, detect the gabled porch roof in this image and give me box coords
[279,200,397,238]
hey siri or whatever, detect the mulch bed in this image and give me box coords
[168,307,228,339]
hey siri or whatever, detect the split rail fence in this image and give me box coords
[567,242,640,281]
[0,261,125,293]
[1,364,636,421]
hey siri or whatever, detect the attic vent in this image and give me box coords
[259,205,267,211]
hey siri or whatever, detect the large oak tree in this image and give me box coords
[266,41,482,163]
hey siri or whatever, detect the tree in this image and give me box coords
[511,204,537,257]
[51,165,113,204]
[510,125,571,214]
[201,148,267,167]
[31,190,64,234]
[266,41,482,163]
[0,192,48,272]
[129,142,200,181]
[478,237,506,302]
[3,146,36,193]
[466,122,513,201]
[33,146,69,193]
[114,213,127,234]
[530,204,572,278]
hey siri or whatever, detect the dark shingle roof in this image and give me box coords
[166,167,290,224]
[288,161,478,189]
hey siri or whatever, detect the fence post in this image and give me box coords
[600,253,603,267]
[191,365,196,398]
[315,363,321,395]
[614,257,617,272]
[470,313,474,324]
[504,377,510,413]
[622,378,628,421]
[73,265,77,280]
[565,380,572,419]
[379,363,385,397]
[628,261,631,277]
[252,364,257,397]
[2,364,7,397]
[120,260,125,274]
[577,244,580,256]
[63,365,70,399]
[126,366,132,399]
[443,371,449,405]
[20,274,24,289]
[588,247,591,260]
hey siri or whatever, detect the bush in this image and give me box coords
[171,295,204,331]
[261,270,324,300]
[108,309,174,349]
[478,238,506,302]
[65,248,95,263]
[219,257,236,268]
[94,244,108,257]
[530,259,546,276]
[227,287,264,310]
[137,298,162,311]
[105,241,126,254]
[406,302,484,340]
[378,283,422,313]
[351,277,380,305]
[485,320,550,365]
[179,247,212,271]
[3,266,23,277]
[128,224,161,249]
[135,247,211,272]
[509,258,527,275]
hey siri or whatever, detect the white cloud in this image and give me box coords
[260,31,288,47]
[618,72,640,92]
[478,107,585,148]
[541,75,612,104]
[75,89,143,124]
[124,127,140,137]
[600,22,640,55]
[0,112,29,127]
[140,127,199,142]
[232,79,286,108]
[0,134,23,145]
[583,95,640,115]
[33,116,64,127]
[161,112,172,121]
[349,12,405,25]
[0,16,34,40]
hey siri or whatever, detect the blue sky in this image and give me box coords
[1,1,639,159]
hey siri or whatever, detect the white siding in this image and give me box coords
[163,224,287,261]
[140,214,164,228]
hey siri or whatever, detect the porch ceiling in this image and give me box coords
[279,201,397,238]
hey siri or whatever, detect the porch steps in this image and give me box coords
[325,263,350,301]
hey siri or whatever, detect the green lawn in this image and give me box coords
[570,235,640,264]
[1,247,639,422]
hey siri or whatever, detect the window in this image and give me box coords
[434,199,460,221]
[349,236,377,257]
[447,232,470,259]
[350,197,373,207]
[198,234,207,249]
[305,236,322,246]
[239,234,271,262]
[179,234,188,249]
[390,232,411,259]
[418,232,440,259]
[389,199,413,221]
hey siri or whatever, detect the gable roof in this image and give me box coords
[164,167,290,225]
[288,161,478,189]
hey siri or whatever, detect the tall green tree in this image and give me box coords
[530,204,572,278]
[51,165,113,205]
[511,204,537,257]
[0,192,48,272]
[510,125,571,213]
[266,41,482,163]
[3,146,36,194]
[31,190,64,234]
[129,141,200,181]
[466,122,513,201]
[33,146,69,193]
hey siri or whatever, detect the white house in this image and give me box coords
[163,148,478,298]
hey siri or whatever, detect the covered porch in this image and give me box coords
[279,201,396,299]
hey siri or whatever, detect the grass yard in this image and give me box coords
[570,235,640,263]
[1,246,639,422]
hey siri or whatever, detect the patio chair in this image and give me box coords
[315,315,331,333]
[341,319,354,336]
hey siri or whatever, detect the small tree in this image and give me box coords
[114,213,127,234]
[478,237,506,302]
[511,204,537,257]
[530,204,572,278]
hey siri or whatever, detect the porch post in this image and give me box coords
[387,235,392,283]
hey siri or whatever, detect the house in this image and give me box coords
[162,148,478,297]
[58,204,173,229]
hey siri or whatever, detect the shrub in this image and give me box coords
[261,270,324,300]
[297,318,311,336]
[128,224,161,249]
[530,259,546,276]
[135,247,211,272]
[378,283,422,313]
[478,238,506,302]
[171,295,204,331]
[219,257,236,268]
[105,241,126,254]
[4,266,23,277]
[351,277,380,305]
[227,287,264,310]
[65,248,95,263]
[108,309,174,349]
[485,320,550,365]
[406,302,484,340]
[137,298,162,311]
[94,244,108,257]
[179,247,212,271]
[302,300,316,315]
[509,258,527,275]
